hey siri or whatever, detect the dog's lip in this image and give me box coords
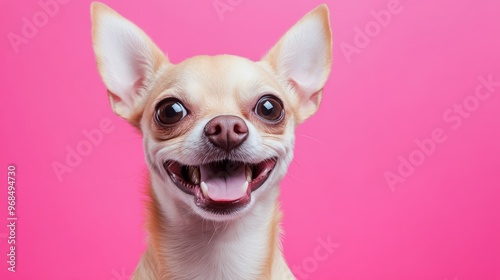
[164,158,277,213]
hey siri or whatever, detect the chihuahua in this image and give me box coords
[91,2,332,279]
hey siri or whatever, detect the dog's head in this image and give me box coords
[91,2,332,221]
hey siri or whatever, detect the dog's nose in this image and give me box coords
[204,115,249,151]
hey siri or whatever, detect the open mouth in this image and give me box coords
[164,158,277,214]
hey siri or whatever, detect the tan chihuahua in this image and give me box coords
[91,2,332,279]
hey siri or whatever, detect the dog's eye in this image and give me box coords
[254,95,284,122]
[155,99,188,125]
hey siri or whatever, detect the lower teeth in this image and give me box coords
[242,181,249,193]
[200,182,209,198]
[245,165,252,182]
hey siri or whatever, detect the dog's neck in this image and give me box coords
[138,179,289,280]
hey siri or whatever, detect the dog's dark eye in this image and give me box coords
[254,95,284,122]
[155,98,188,125]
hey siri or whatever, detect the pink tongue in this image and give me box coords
[200,163,247,201]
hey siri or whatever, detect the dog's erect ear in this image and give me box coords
[91,2,167,120]
[262,4,332,123]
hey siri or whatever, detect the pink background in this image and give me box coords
[1,0,500,279]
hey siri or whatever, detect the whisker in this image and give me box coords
[207,221,217,245]
[296,133,323,143]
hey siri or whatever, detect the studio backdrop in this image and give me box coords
[1,0,499,279]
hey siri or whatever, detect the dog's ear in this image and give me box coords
[262,4,332,123]
[91,2,168,121]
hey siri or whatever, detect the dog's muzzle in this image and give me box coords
[163,115,277,214]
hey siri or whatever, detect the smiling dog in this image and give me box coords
[91,2,332,279]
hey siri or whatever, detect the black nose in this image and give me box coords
[204,115,249,151]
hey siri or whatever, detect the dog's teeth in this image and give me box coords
[245,165,252,182]
[189,167,200,185]
[200,182,209,198]
[242,181,249,193]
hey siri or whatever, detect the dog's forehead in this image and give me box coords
[159,55,282,100]
[180,55,272,82]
